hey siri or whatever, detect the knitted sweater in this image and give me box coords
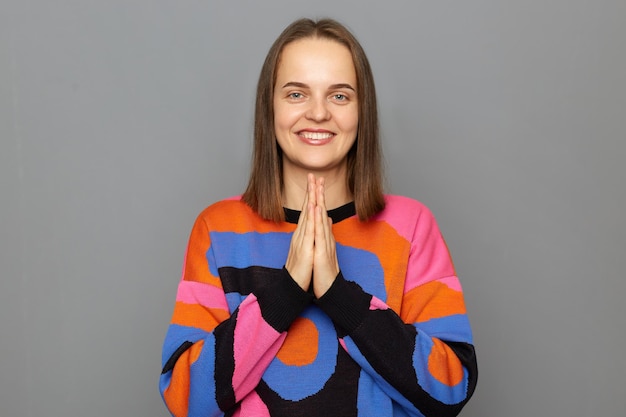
[159,195,477,417]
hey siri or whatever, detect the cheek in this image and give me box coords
[273,104,294,130]
[338,108,359,133]
[273,106,294,146]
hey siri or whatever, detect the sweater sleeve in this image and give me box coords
[159,213,312,417]
[316,206,477,417]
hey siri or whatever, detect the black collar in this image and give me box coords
[283,201,356,224]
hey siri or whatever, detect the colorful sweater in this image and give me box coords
[159,195,477,417]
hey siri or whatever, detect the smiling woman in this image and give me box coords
[273,38,359,210]
[159,18,477,417]
[244,18,384,223]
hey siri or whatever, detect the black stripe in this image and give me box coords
[283,201,356,224]
[161,341,193,374]
[214,312,237,411]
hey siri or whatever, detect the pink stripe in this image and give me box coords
[236,391,271,416]
[369,296,390,311]
[377,196,460,294]
[232,295,285,401]
[175,280,229,311]
[339,338,348,353]
[405,242,456,292]
[372,195,425,242]
[439,275,463,292]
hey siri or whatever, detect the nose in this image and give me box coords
[305,96,331,122]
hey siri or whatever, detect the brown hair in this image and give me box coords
[242,18,385,221]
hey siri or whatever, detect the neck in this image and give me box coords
[282,166,352,210]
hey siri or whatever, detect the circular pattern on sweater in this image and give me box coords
[263,306,338,401]
[275,317,319,366]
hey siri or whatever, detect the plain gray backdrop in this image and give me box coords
[1,1,625,416]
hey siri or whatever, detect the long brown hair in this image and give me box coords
[242,18,385,222]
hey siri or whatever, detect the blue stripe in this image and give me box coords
[263,306,338,401]
[356,370,393,416]
[412,331,470,405]
[208,232,292,276]
[188,333,220,416]
[414,314,473,344]
[337,244,386,301]
[208,231,387,301]
[343,337,421,414]
[161,324,208,365]
[225,291,244,313]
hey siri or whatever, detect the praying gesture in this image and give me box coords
[285,173,340,298]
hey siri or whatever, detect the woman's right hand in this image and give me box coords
[285,174,316,291]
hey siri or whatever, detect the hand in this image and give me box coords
[285,175,340,296]
[312,177,340,298]
[284,174,316,291]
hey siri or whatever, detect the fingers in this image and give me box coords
[302,175,316,246]
[312,177,339,298]
[285,174,319,291]
[315,177,335,253]
[293,174,317,242]
[313,207,339,297]
[285,207,314,290]
[308,173,316,207]
[314,178,331,249]
[287,174,340,295]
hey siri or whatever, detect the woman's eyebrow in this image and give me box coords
[281,81,309,89]
[329,83,356,92]
[280,82,356,92]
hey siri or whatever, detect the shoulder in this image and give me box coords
[197,196,250,219]
[378,194,435,220]
[194,196,292,233]
[372,195,439,242]
[192,196,255,230]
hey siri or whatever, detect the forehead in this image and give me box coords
[276,38,356,83]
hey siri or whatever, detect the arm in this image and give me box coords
[316,206,477,417]
[159,212,312,417]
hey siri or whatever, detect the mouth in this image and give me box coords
[298,131,335,139]
[297,130,336,144]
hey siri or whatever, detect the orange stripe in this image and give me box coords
[401,281,466,323]
[428,338,464,386]
[334,218,409,311]
[184,200,295,286]
[183,219,221,286]
[201,200,295,234]
[171,302,229,332]
[189,341,204,364]
[163,340,205,417]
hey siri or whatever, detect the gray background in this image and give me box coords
[1,0,624,416]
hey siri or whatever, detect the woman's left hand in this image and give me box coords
[312,177,340,298]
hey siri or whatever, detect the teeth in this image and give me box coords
[300,132,333,140]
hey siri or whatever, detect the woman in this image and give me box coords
[160,18,477,417]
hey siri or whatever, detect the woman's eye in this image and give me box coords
[289,92,303,99]
[333,94,347,101]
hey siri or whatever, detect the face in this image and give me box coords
[273,37,358,179]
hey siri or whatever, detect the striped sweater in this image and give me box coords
[159,195,477,417]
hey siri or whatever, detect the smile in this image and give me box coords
[298,131,335,140]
